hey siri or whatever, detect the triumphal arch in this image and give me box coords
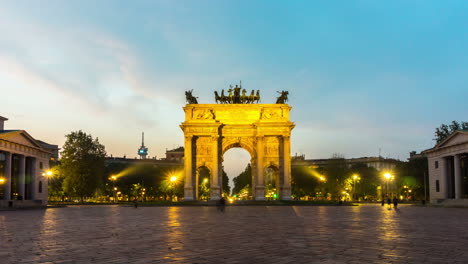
[181,87,295,201]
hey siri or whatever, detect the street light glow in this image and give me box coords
[203,178,208,183]
[46,170,53,176]
[170,176,177,182]
[0,177,5,184]
[110,175,117,181]
[384,173,392,180]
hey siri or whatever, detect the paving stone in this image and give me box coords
[1,204,468,263]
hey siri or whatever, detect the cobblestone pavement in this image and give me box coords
[1,204,468,263]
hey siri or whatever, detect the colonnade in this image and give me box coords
[1,151,42,201]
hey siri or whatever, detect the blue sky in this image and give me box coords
[2,1,468,179]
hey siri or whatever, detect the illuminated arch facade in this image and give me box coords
[180,104,295,200]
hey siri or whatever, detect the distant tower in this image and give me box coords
[138,132,148,159]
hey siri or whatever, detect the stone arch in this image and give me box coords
[180,103,294,201]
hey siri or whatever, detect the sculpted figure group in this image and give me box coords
[214,85,260,104]
[186,87,288,105]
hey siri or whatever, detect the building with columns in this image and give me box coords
[423,130,468,204]
[0,116,57,208]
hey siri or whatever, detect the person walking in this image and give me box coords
[133,197,139,208]
[387,197,392,209]
[217,197,226,213]
[393,197,398,208]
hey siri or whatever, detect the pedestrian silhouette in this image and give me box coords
[133,198,139,208]
[387,198,392,209]
[393,197,398,208]
[217,197,226,213]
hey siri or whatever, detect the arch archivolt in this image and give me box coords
[181,104,294,201]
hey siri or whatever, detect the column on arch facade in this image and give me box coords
[281,135,292,200]
[210,135,221,200]
[254,135,265,200]
[183,135,195,201]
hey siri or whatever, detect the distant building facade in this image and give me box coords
[0,116,58,208]
[292,154,399,172]
[423,130,468,204]
[165,147,184,162]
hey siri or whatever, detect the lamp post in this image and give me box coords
[0,177,5,199]
[319,176,326,200]
[170,176,177,201]
[352,174,360,201]
[384,173,392,199]
[110,175,117,203]
[42,170,53,201]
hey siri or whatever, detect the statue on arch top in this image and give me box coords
[185,90,198,104]
[276,90,289,104]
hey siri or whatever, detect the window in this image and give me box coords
[435,161,439,169]
[436,180,440,192]
[38,181,43,193]
[39,162,43,169]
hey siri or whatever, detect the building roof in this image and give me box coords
[0,116,8,121]
[423,129,468,154]
[0,130,20,134]
[166,146,184,152]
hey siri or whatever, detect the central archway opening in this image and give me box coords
[223,147,252,199]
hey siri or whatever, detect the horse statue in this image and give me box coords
[220,89,226,104]
[275,90,288,104]
[241,89,248,104]
[255,90,260,103]
[214,91,222,104]
[185,90,198,104]
[247,90,255,104]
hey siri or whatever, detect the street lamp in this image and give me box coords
[169,175,178,201]
[352,174,360,201]
[0,177,5,200]
[383,172,392,199]
[109,175,117,203]
[318,176,326,200]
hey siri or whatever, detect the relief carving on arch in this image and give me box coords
[196,137,213,156]
[261,108,282,120]
[194,109,215,120]
[263,136,279,157]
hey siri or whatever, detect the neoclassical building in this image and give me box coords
[423,130,468,203]
[0,116,57,208]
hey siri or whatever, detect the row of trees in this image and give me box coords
[49,131,186,203]
[292,155,428,201]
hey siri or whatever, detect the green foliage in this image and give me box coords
[232,164,252,196]
[323,154,348,199]
[59,131,106,203]
[393,157,428,200]
[222,170,230,195]
[106,162,183,200]
[434,120,468,144]
[198,166,210,200]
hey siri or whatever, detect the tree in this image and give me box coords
[434,121,468,144]
[323,153,348,200]
[222,170,231,196]
[232,164,252,197]
[59,131,106,203]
